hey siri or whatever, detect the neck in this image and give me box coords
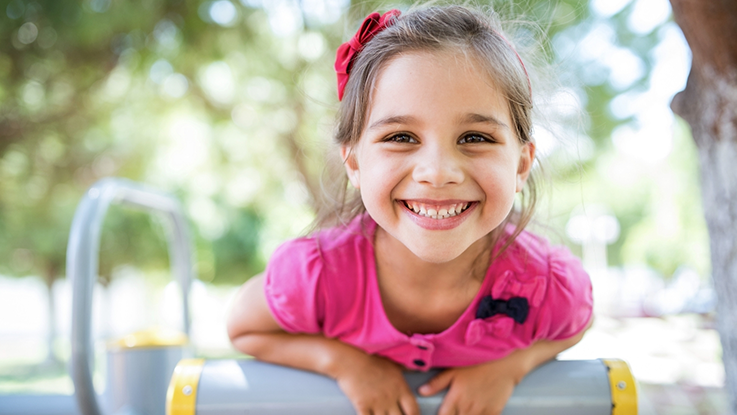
[374,226,492,292]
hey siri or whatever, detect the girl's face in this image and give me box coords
[342,50,534,264]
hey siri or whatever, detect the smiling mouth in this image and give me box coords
[401,200,473,219]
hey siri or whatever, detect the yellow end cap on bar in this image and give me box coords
[166,358,205,415]
[603,358,638,415]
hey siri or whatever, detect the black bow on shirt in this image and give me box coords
[476,296,529,324]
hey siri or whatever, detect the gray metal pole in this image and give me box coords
[166,358,638,415]
[67,178,194,415]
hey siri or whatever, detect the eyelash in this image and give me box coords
[383,132,495,144]
[384,133,417,144]
[458,133,493,144]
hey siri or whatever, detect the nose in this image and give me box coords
[412,143,464,187]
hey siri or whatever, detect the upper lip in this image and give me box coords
[399,198,475,204]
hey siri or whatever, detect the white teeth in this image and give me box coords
[405,201,471,219]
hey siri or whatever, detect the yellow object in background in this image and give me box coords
[108,328,189,350]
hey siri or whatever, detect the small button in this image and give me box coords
[417,345,428,350]
[413,359,426,367]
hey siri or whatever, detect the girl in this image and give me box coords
[227,5,592,415]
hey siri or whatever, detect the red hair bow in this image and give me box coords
[334,9,401,101]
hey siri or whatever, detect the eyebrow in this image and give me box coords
[367,115,417,132]
[459,113,510,130]
[366,113,509,132]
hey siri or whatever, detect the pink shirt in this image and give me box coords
[264,214,592,371]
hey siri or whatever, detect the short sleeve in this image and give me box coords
[263,238,324,334]
[533,246,593,341]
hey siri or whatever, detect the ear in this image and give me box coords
[341,145,361,189]
[516,142,535,193]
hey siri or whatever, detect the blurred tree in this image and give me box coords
[534,0,711,284]
[212,207,262,284]
[0,0,179,364]
[669,0,737,411]
[0,0,712,368]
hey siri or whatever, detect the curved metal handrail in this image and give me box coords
[67,178,194,415]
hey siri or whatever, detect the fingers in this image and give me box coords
[355,404,396,415]
[437,390,458,415]
[356,398,418,415]
[336,355,420,415]
[352,388,419,415]
[399,393,421,415]
[438,391,504,415]
[418,369,454,396]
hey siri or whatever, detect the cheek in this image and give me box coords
[359,151,406,185]
[360,171,397,201]
[478,164,519,204]
[355,156,396,201]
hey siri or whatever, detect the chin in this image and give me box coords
[407,243,468,264]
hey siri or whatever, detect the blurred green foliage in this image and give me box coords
[0,0,709,293]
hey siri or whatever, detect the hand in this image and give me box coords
[333,353,420,415]
[417,333,589,415]
[417,354,525,415]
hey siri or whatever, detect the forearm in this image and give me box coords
[231,331,371,379]
[227,274,374,379]
[511,327,588,382]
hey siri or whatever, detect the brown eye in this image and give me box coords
[386,133,418,144]
[458,133,491,144]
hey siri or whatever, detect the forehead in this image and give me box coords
[366,50,511,125]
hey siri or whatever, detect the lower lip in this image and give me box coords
[400,201,477,231]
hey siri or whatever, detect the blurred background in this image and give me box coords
[0,0,724,413]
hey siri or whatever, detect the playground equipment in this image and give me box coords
[0,178,193,415]
[67,178,194,415]
[0,178,639,415]
[166,358,637,415]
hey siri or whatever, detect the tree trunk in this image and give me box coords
[670,0,737,412]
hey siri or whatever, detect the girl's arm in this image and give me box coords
[418,320,592,415]
[226,274,420,415]
[505,324,590,382]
